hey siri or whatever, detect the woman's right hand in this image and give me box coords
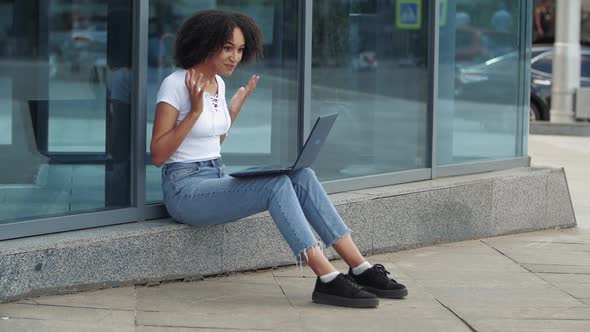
[184,69,207,115]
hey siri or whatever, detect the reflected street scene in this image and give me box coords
[437,0,524,166]
[0,0,133,222]
[0,0,530,221]
[311,0,430,180]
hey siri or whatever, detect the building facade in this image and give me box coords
[0,0,532,240]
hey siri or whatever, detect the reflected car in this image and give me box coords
[529,46,590,121]
[351,50,378,71]
[455,51,519,102]
[455,46,590,122]
[51,21,108,82]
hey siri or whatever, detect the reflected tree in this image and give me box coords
[312,0,350,67]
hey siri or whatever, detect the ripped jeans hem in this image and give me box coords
[293,228,352,273]
[295,240,322,265]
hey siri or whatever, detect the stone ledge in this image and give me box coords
[0,167,576,303]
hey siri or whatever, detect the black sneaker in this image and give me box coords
[348,264,408,299]
[312,273,379,308]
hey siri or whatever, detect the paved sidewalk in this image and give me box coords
[1,228,589,332]
[0,134,588,331]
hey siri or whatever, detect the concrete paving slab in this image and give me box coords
[484,242,590,266]
[470,318,590,332]
[537,273,590,284]
[483,228,590,244]
[135,276,304,331]
[354,250,538,283]
[414,275,552,290]
[5,224,590,331]
[402,270,538,283]
[273,275,472,331]
[135,279,291,314]
[560,227,590,240]
[299,312,472,332]
[389,249,527,278]
[137,327,291,332]
[21,286,136,310]
[450,306,590,320]
[0,303,134,327]
[136,309,303,331]
[422,283,583,308]
[522,263,590,274]
[551,283,590,299]
[412,243,501,255]
[0,319,135,332]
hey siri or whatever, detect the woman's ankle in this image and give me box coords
[303,245,337,276]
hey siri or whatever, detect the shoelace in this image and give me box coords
[373,264,390,275]
[371,264,398,283]
[343,274,366,293]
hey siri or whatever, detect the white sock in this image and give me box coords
[319,271,340,283]
[352,262,372,275]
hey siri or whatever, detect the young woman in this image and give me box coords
[150,9,407,308]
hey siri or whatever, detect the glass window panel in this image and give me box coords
[0,78,12,144]
[0,0,133,223]
[437,0,526,165]
[311,0,431,181]
[146,1,299,204]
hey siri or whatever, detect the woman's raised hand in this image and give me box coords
[184,69,207,115]
[230,75,260,116]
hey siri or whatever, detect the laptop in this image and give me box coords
[229,113,338,178]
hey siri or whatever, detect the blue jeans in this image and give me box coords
[161,158,350,258]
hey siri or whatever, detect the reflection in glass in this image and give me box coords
[146,1,299,204]
[0,0,133,223]
[437,0,525,165]
[312,0,430,180]
[0,78,12,144]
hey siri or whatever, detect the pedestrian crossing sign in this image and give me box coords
[396,0,421,30]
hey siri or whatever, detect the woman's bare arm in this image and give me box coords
[535,7,544,36]
[150,102,202,167]
[150,69,207,167]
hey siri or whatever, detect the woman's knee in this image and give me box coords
[291,167,316,183]
[271,174,292,191]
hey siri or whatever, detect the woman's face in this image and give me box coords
[211,27,245,77]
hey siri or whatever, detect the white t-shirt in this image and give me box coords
[156,70,231,163]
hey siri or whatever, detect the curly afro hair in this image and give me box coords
[173,9,264,69]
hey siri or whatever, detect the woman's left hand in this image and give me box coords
[229,75,259,116]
